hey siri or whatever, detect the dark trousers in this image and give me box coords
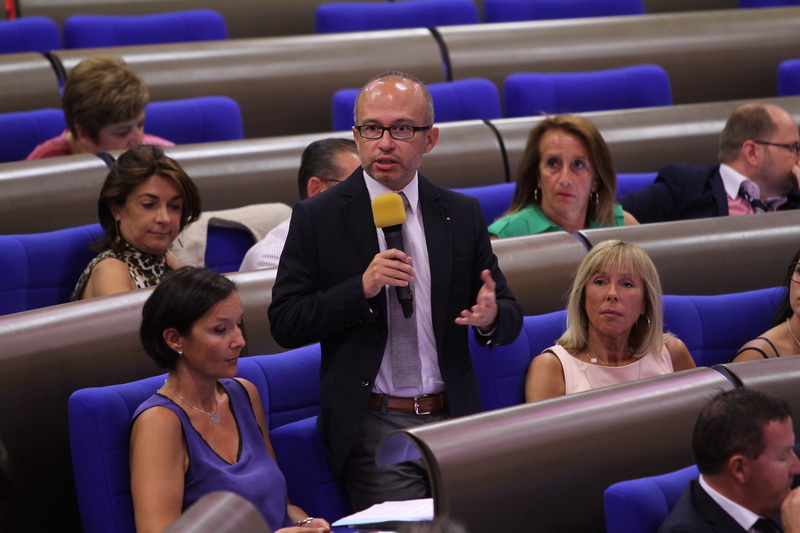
[342,407,450,512]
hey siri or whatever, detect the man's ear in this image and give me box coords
[727,454,750,485]
[741,140,760,167]
[307,177,326,198]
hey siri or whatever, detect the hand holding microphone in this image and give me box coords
[369,192,414,318]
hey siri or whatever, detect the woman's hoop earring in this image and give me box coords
[639,314,651,329]
[534,188,542,203]
[590,191,599,206]
[114,220,121,243]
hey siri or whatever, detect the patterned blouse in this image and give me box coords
[71,243,172,301]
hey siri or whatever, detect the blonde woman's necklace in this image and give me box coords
[165,379,221,424]
[786,318,800,350]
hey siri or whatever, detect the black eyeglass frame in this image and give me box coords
[753,139,800,156]
[354,124,432,140]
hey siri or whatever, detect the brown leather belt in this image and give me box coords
[368,392,448,415]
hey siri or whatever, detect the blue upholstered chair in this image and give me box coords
[778,59,800,97]
[332,77,501,131]
[63,9,227,49]
[616,172,657,198]
[452,182,516,226]
[484,0,644,23]
[0,108,67,163]
[0,223,104,316]
[315,0,479,33]
[145,96,244,145]
[604,465,699,533]
[504,64,672,118]
[0,16,61,54]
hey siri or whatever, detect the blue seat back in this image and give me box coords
[332,77,500,131]
[315,0,479,33]
[452,182,515,226]
[604,465,699,533]
[0,16,61,54]
[69,374,165,533]
[145,96,244,145]
[616,172,657,198]
[204,226,256,274]
[778,58,800,97]
[485,0,644,22]
[0,223,103,316]
[663,288,784,367]
[504,64,672,117]
[0,108,67,163]
[63,9,227,49]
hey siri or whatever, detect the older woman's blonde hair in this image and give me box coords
[506,114,618,225]
[558,239,670,357]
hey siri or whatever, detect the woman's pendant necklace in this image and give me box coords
[165,379,221,424]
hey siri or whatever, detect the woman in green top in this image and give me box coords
[489,115,638,238]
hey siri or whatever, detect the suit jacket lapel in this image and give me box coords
[691,480,748,533]
[419,175,451,347]
[710,167,729,216]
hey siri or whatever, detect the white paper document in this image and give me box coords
[332,498,434,528]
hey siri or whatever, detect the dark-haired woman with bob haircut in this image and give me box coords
[71,145,201,301]
[130,267,330,533]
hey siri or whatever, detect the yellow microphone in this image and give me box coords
[371,192,413,318]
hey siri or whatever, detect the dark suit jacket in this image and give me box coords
[618,164,728,224]
[657,480,748,533]
[268,170,523,476]
[619,163,800,224]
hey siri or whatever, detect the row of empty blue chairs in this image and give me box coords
[332,59,800,130]
[0,10,227,54]
[0,174,656,316]
[67,285,785,532]
[333,65,672,130]
[0,96,244,163]
[315,0,800,32]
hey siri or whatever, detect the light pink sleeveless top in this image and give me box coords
[547,344,674,395]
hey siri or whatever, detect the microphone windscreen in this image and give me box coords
[372,192,406,228]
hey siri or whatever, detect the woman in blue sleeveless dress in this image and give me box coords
[130,267,330,533]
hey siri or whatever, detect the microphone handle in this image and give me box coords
[382,225,414,318]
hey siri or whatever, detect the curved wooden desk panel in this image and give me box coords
[50,30,446,139]
[377,368,734,533]
[0,52,62,113]
[577,210,800,296]
[717,356,800,425]
[441,7,800,105]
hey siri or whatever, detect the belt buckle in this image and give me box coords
[413,395,431,415]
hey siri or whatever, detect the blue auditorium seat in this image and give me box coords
[616,172,657,198]
[0,108,67,163]
[63,9,227,49]
[332,77,501,131]
[604,465,699,533]
[504,64,672,118]
[315,0,479,33]
[452,182,515,226]
[0,16,61,54]
[145,96,245,145]
[0,223,104,316]
[484,0,644,23]
[778,58,800,97]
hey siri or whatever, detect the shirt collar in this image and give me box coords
[698,475,763,531]
[362,170,420,215]
[719,163,754,201]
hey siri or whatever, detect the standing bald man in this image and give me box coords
[269,71,522,510]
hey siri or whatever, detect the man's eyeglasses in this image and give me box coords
[753,140,800,156]
[320,178,343,184]
[355,124,431,140]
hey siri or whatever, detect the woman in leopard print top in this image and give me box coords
[72,145,201,301]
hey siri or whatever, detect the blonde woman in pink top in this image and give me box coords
[525,239,695,402]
